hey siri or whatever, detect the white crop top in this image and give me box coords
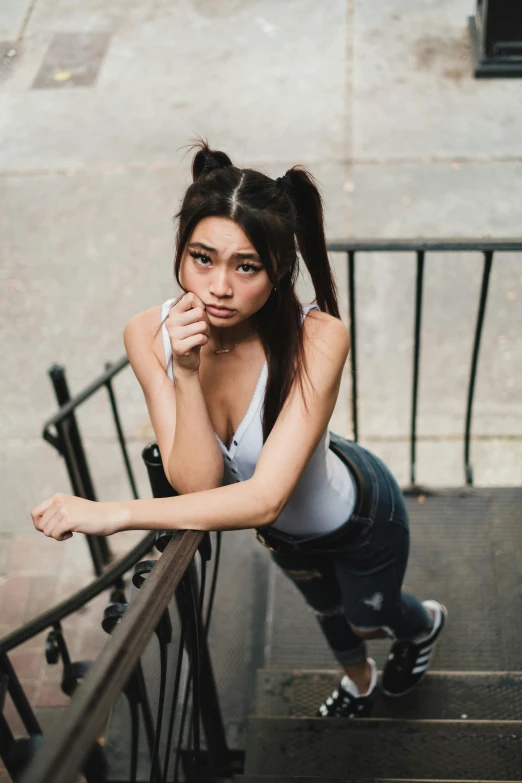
[160,297,357,537]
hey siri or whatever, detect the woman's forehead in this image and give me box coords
[189,217,257,255]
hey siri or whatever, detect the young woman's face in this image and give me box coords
[179,216,273,325]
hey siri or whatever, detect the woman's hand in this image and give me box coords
[166,292,211,375]
[30,493,121,541]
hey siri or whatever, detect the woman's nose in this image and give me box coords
[208,270,233,298]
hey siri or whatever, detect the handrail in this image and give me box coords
[19,530,203,783]
[327,238,522,251]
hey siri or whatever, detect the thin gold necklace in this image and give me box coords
[213,328,256,354]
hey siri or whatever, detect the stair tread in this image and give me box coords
[254,670,522,721]
[236,779,521,783]
[245,716,522,779]
[235,778,489,783]
[235,777,457,782]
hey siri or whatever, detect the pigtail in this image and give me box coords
[283,167,340,319]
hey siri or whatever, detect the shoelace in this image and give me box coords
[387,637,436,674]
[317,684,371,718]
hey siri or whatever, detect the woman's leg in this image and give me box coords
[269,548,374,692]
[328,434,434,641]
[332,518,434,643]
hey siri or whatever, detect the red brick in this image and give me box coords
[8,646,44,680]
[20,629,48,652]
[23,576,60,624]
[5,535,65,576]
[0,577,31,629]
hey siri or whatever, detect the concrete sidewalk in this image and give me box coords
[1,0,521,743]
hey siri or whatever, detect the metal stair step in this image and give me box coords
[244,717,522,780]
[235,777,436,782]
[234,778,475,783]
[255,670,522,721]
[235,779,521,783]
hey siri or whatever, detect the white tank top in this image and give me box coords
[160,297,357,537]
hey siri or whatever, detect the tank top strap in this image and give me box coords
[300,302,321,322]
[161,297,177,382]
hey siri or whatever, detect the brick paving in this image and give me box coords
[0,529,144,746]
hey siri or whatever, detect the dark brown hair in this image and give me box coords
[159,137,341,441]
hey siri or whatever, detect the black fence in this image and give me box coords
[329,240,522,487]
[0,239,520,783]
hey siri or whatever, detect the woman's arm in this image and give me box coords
[115,311,350,533]
[123,305,223,494]
[31,312,350,541]
[167,370,224,492]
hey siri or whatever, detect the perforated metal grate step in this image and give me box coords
[264,488,522,672]
[255,671,522,721]
[245,717,522,780]
[235,778,509,783]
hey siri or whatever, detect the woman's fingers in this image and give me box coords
[176,320,210,340]
[30,496,55,522]
[32,499,59,532]
[49,517,73,542]
[172,292,205,314]
[173,307,206,326]
[43,508,64,537]
[166,292,210,372]
[171,333,208,355]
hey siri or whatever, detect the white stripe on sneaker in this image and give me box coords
[412,663,430,674]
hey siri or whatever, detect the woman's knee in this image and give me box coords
[348,623,390,639]
[280,566,343,614]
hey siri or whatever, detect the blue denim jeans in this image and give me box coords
[268,433,433,666]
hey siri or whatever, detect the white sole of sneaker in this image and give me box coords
[380,602,448,698]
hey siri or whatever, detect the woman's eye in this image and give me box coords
[238,263,261,275]
[190,251,212,266]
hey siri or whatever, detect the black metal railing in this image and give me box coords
[13,444,239,783]
[1,329,242,782]
[328,239,522,488]
[43,359,138,575]
[0,528,156,781]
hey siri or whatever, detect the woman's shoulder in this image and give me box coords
[123,302,169,373]
[302,307,350,365]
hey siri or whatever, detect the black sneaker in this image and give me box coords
[381,599,448,697]
[317,658,378,718]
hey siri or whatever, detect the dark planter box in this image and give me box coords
[469,0,522,77]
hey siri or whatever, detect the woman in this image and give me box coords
[30,140,447,718]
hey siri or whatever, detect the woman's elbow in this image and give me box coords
[252,484,287,527]
[168,467,224,495]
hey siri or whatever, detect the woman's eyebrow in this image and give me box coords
[188,241,261,261]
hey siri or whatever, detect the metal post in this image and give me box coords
[48,365,111,574]
[347,251,358,442]
[410,251,425,487]
[464,251,493,485]
[177,563,230,772]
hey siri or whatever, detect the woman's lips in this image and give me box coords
[205,304,236,318]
